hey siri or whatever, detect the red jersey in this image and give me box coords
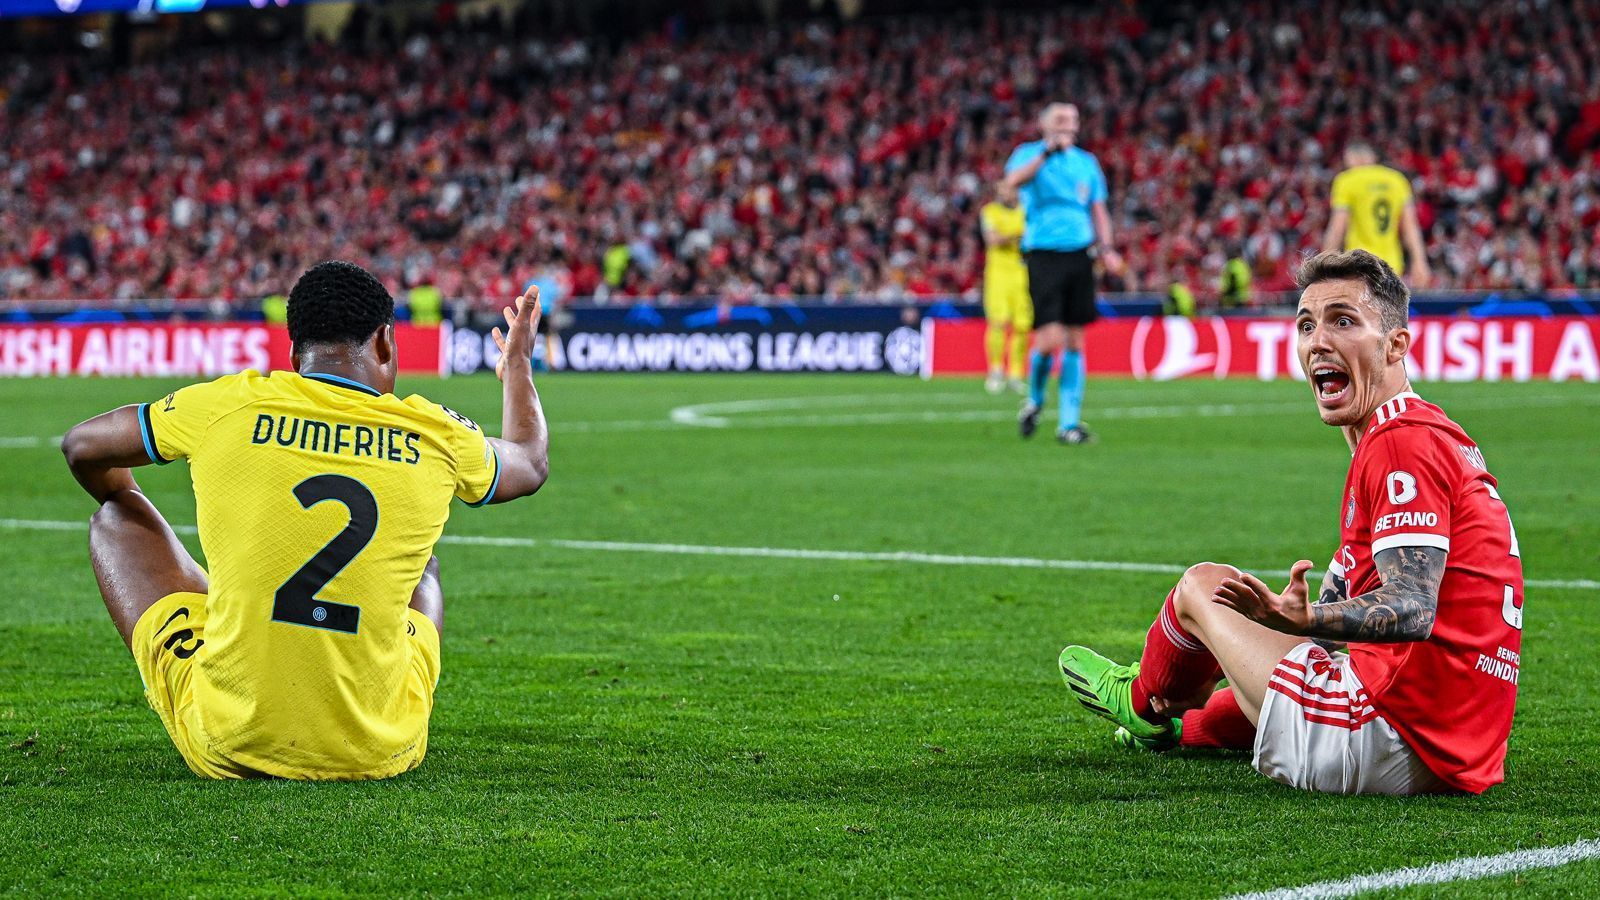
[1328,391,1523,794]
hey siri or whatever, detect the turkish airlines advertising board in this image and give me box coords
[922,316,1600,382]
[0,323,446,377]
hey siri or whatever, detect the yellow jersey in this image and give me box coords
[1330,164,1412,273]
[980,202,1027,281]
[140,369,498,779]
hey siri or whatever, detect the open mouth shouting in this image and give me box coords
[1310,361,1352,408]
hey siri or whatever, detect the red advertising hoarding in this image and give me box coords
[0,323,446,378]
[923,316,1600,382]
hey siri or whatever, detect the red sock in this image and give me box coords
[1179,687,1256,750]
[1130,589,1220,721]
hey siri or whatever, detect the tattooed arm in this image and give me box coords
[1305,546,1444,642]
[1211,547,1446,643]
[1308,567,1347,653]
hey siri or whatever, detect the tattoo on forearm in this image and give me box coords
[1306,546,1445,642]
[1310,574,1345,651]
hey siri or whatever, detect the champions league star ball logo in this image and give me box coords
[883,326,923,376]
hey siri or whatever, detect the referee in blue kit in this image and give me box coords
[1003,102,1124,445]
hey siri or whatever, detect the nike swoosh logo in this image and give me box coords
[156,607,191,636]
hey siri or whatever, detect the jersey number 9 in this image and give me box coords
[1373,198,1392,234]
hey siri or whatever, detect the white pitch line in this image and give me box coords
[5,390,1597,443]
[603,389,1600,433]
[1,518,1592,590]
[443,533,1189,574]
[1228,837,1600,899]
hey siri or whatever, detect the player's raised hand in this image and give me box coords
[490,285,542,382]
[1211,560,1315,635]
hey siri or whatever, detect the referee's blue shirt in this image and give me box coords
[1005,141,1108,252]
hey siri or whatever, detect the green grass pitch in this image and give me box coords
[2,373,1596,897]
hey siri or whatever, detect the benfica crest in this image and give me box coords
[1345,490,1358,528]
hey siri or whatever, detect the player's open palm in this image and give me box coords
[491,286,542,382]
[1212,560,1315,635]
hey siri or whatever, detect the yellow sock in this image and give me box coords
[1007,329,1030,380]
[985,323,1007,374]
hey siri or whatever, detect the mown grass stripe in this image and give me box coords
[1,518,1592,590]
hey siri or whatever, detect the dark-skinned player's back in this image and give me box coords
[62,261,549,780]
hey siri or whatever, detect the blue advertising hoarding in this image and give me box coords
[445,303,954,376]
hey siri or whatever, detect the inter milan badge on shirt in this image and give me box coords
[440,405,480,432]
[1345,490,1358,527]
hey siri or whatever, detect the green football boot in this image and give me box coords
[1058,645,1175,743]
[1113,721,1182,752]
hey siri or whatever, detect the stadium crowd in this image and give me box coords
[3,0,1600,305]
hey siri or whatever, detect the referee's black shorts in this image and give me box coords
[1024,249,1098,326]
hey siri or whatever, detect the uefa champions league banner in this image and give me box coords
[925,315,1600,382]
[445,303,931,376]
[0,323,446,377]
[5,312,1593,382]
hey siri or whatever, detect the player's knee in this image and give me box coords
[89,498,131,535]
[1175,562,1242,609]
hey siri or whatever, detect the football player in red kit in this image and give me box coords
[1059,250,1523,795]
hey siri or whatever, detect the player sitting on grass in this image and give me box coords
[61,261,549,780]
[1058,250,1523,795]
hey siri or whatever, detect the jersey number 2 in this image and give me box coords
[273,474,377,634]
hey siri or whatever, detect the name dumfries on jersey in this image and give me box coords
[250,413,422,465]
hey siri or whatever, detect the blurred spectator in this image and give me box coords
[2,1,1599,305]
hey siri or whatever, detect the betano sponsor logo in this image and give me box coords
[1373,511,1439,533]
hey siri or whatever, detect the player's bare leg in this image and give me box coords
[1033,322,1066,356]
[408,555,444,635]
[89,489,208,649]
[1062,324,1085,354]
[1165,563,1305,724]
[984,313,1009,394]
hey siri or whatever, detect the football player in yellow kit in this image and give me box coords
[980,181,1032,394]
[61,261,549,780]
[1323,143,1431,287]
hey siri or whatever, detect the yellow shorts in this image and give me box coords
[983,278,1033,331]
[131,591,442,780]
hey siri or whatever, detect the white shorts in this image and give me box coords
[1253,642,1448,796]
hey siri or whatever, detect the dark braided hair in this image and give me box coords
[287,261,396,347]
